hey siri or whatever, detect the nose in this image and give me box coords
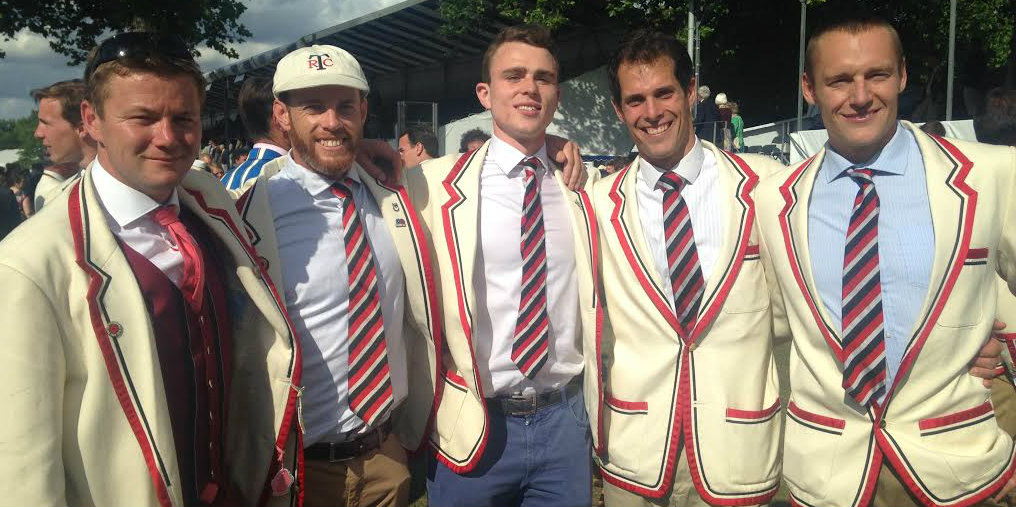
[645,97,665,122]
[152,118,182,148]
[321,108,341,131]
[848,78,873,109]
[34,123,44,140]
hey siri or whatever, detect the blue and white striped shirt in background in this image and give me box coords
[221,143,288,190]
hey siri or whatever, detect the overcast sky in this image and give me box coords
[0,0,413,119]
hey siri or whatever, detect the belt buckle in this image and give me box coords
[509,393,539,416]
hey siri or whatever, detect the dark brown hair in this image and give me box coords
[974,88,1016,147]
[238,76,274,140]
[481,24,558,83]
[608,30,694,105]
[31,80,87,126]
[85,46,206,117]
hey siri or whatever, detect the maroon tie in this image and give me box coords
[840,168,887,408]
[331,178,393,426]
[511,157,551,379]
[151,205,205,313]
[657,172,703,334]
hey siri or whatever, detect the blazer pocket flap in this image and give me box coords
[788,401,845,435]
[918,401,994,436]
[726,397,781,424]
[605,392,648,415]
[442,368,468,390]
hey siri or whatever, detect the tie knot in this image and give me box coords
[151,204,181,227]
[331,178,356,199]
[656,171,686,193]
[520,156,542,179]
[847,168,875,185]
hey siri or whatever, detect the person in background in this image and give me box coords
[919,120,947,136]
[729,101,745,152]
[459,127,491,153]
[221,77,292,191]
[31,79,97,211]
[398,124,438,169]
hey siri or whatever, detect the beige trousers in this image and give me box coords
[303,433,410,507]
[873,463,1006,507]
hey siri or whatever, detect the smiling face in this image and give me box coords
[613,56,697,170]
[277,85,367,179]
[803,26,907,163]
[476,41,560,154]
[82,72,202,202]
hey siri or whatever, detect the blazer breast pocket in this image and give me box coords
[723,245,770,314]
[937,247,989,328]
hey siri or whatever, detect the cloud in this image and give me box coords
[0,0,411,119]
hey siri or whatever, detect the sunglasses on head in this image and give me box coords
[84,32,193,80]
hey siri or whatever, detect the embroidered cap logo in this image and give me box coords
[307,53,334,71]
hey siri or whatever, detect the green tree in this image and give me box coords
[1,0,251,64]
[0,113,43,165]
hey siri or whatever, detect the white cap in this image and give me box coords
[272,44,369,97]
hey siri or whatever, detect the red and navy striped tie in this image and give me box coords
[511,157,551,379]
[657,172,704,333]
[841,168,887,408]
[332,179,393,426]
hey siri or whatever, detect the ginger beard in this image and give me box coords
[280,84,367,179]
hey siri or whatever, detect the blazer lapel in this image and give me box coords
[607,158,682,335]
[690,145,759,340]
[70,169,182,506]
[888,124,977,398]
[777,150,845,354]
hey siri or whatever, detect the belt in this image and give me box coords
[489,378,582,416]
[305,420,392,462]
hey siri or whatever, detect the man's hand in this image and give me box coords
[356,139,401,184]
[969,320,1007,387]
[547,135,586,190]
[991,472,1016,503]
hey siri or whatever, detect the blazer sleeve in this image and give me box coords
[0,264,67,505]
[998,146,1016,297]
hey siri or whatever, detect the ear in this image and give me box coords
[359,97,368,125]
[802,72,817,106]
[611,100,625,123]
[898,58,908,93]
[414,142,424,157]
[685,77,698,110]
[273,99,292,133]
[80,100,103,145]
[476,82,492,110]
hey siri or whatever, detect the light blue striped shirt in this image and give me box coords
[807,124,935,391]
[221,143,286,190]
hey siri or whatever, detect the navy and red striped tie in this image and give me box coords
[657,172,704,334]
[840,168,887,408]
[332,179,393,426]
[511,157,551,379]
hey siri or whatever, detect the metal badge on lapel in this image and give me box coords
[107,321,124,339]
[392,202,401,212]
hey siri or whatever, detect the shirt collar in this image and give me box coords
[487,133,551,178]
[282,154,364,198]
[252,142,288,157]
[822,122,912,182]
[91,158,180,227]
[639,137,706,190]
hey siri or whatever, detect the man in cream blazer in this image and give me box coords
[590,30,787,507]
[0,34,301,506]
[756,17,1016,507]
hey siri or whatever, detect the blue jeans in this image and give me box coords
[427,387,592,507]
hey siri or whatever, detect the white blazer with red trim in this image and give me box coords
[591,142,788,504]
[404,142,604,473]
[0,167,302,507]
[756,122,1016,507]
[236,157,442,453]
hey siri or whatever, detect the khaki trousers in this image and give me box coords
[303,433,410,507]
[601,450,759,507]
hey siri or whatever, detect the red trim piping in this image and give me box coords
[432,150,490,474]
[69,183,173,507]
[967,247,988,260]
[726,398,781,421]
[604,393,648,412]
[788,402,846,430]
[575,188,607,456]
[745,244,760,256]
[918,401,994,431]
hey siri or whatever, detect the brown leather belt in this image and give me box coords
[305,420,392,462]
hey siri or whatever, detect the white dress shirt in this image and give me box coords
[91,159,185,286]
[636,139,724,309]
[475,135,582,396]
[267,156,407,445]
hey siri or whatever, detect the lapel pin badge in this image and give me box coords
[392,202,401,212]
[107,321,124,339]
